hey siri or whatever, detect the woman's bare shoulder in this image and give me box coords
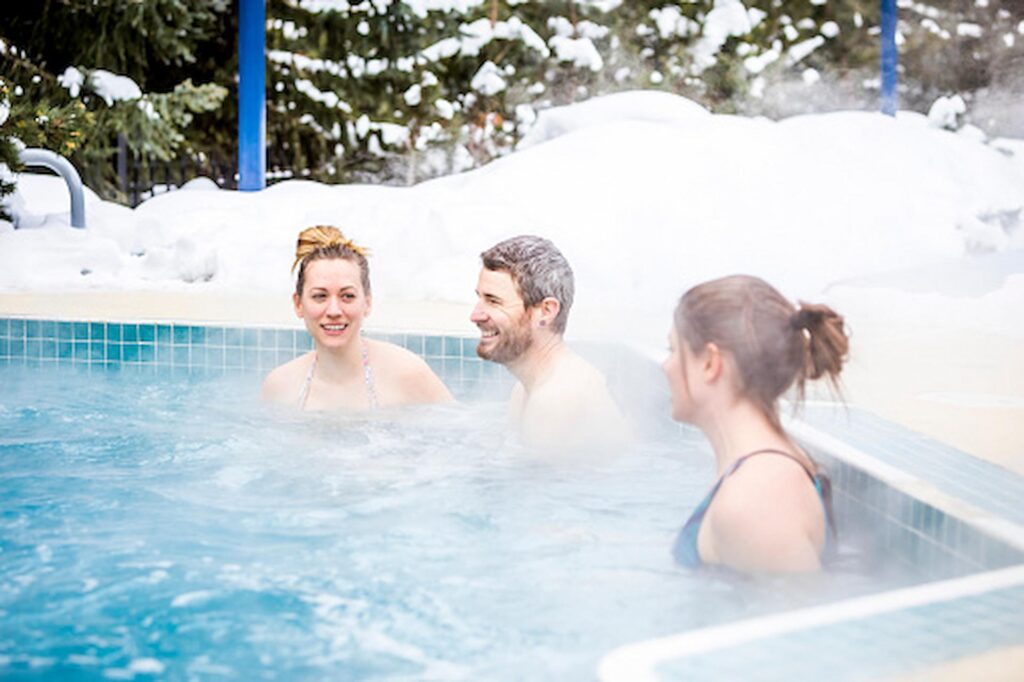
[367,339,452,403]
[261,351,315,403]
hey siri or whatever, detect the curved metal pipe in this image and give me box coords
[17,148,87,228]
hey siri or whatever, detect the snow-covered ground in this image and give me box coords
[3,90,1023,347]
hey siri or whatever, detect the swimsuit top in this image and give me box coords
[297,341,379,410]
[673,448,835,569]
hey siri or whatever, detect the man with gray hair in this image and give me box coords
[471,235,630,453]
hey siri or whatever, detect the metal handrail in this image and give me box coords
[17,148,87,228]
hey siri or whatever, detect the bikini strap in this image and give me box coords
[297,353,317,409]
[727,448,817,482]
[361,340,379,410]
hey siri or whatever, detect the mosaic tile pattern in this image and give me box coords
[814,448,1024,580]
[655,582,1024,681]
[802,403,1024,527]
[0,317,514,398]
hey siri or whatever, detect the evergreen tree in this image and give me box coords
[0,0,232,205]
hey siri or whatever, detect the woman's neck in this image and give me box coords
[698,399,792,476]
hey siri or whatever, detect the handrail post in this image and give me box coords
[238,0,267,191]
[880,0,899,116]
[17,148,87,228]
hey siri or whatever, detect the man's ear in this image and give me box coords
[537,297,561,328]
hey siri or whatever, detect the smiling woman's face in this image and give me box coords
[293,258,371,349]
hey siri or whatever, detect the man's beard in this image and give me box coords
[476,314,533,365]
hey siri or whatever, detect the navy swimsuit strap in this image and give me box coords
[673,448,834,568]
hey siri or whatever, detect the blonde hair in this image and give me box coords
[292,225,371,297]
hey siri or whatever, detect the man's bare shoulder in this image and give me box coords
[534,350,611,402]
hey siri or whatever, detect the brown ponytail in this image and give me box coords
[292,225,371,297]
[792,302,848,390]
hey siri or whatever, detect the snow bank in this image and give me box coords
[2,91,1023,341]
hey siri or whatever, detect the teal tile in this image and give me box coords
[242,348,258,369]
[405,334,424,354]
[425,335,443,358]
[0,339,8,357]
[173,346,189,366]
[139,324,155,342]
[89,342,105,361]
[58,322,73,339]
[275,329,293,348]
[73,341,89,360]
[40,340,56,358]
[122,344,139,362]
[41,321,57,338]
[89,322,105,340]
[243,328,259,346]
[73,322,89,340]
[462,337,478,357]
[26,320,41,338]
[259,349,276,369]
[225,327,243,346]
[26,339,41,357]
[443,336,463,357]
[10,319,25,336]
[207,326,225,345]
[122,324,138,342]
[106,323,122,342]
[0,318,8,337]
[259,329,276,348]
[105,343,121,362]
[173,325,190,345]
[10,338,25,357]
[156,344,172,365]
[206,346,225,367]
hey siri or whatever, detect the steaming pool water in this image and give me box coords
[0,357,951,681]
[1,319,1020,680]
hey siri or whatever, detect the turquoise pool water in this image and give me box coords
[2,318,1022,680]
[0,362,919,681]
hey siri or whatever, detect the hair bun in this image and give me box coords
[794,302,848,381]
[292,225,369,271]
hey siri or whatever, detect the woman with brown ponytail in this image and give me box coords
[261,226,452,410]
[663,275,848,573]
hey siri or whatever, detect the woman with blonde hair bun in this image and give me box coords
[664,275,848,573]
[262,226,452,410]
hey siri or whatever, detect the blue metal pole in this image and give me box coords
[238,0,266,191]
[880,0,898,116]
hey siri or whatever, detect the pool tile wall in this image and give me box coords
[654,581,1024,681]
[0,317,514,398]
[2,316,1022,581]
